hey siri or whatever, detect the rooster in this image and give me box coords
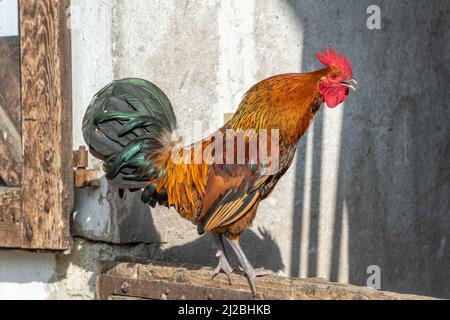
[82,48,355,296]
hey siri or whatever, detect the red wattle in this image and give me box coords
[324,87,349,108]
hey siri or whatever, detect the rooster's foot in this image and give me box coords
[225,238,267,297]
[212,252,234,285]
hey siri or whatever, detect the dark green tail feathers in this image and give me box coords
[82,78,177,191]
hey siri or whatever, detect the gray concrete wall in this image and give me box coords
[0,0,448,299]
[289,0,450,298]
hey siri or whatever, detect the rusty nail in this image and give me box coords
[44,198,51,212]
[121,282,129,293]
[44,151,53,163]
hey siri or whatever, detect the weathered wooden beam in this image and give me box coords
[97,258,436,300]
[19,0,73,250]
[0,188,22,247]
[0,39,22,187]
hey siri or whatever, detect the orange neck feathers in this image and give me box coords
[227,68,330,145]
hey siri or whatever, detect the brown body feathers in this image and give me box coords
[152,69,329,239]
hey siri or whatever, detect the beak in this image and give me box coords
[341,78,357,91]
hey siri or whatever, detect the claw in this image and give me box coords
[211,233,234,285]
[234,266,274,278]
[212,254,233,285]
[235,267,274,297]
[252,268,275,278]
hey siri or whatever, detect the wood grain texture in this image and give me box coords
[0,38,22,187]
[0,188,23,247]
[19,0,73,249]
[0,38,21,127]
[97,259,438,300]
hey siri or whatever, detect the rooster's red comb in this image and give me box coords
[317,48,353,78]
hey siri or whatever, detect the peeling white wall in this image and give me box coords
[0,0,305,300]
[0,251,56,300]
[69,0,306,261]
[0,0,19,37]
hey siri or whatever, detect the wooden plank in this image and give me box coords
[0,100,22,187]
[97,275,256,300]
[19,0,73,250]
[97,259,438,300]
[0,188,23,248]
[0,38,22,187]
[0,38,21,128]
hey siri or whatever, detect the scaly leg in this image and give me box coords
[225,237,272,297]
[212,233,233,285]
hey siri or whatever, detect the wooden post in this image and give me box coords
[19,0,73,249]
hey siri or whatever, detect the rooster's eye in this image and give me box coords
[330,73,338,80]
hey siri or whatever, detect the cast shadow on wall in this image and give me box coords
[116,190,285,273]
[288,0,450,299]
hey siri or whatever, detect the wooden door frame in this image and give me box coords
[0,0,73,250]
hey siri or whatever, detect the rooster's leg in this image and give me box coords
[212,233,233,285]
[225,237,263,297]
